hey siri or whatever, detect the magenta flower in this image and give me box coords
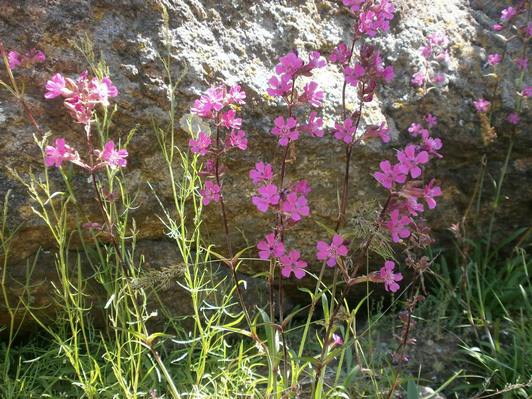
[302,111,324,138]
[302,81,325,107]
[374,160,407,190]
[44,73,68,99]
[329,42,351,65]
[7,51,21,69]
[228,85,246,104]
[379,260,403,293]
[227,129,248,150]
[424,114,438,128]
[523,86,532,97]
[221,109,242,129]
[305,51,327,71]
[402,194,424,216]
[267,74,293,97]
[344,64,365,87]
[473,98,490,113]
[507,112,520,125]
[332,333,344,347]
[431,73,446,85]
[281,192,310,222]
[334,118,356,144]
[189,132,212,156]
[408,123,422,136]
[492,23,504,31]
[271,116,299,146]
[487,53,502,66]
[99,140,128,169]
[500,6,517,21]
[252,184,280,213]
[93,76,119,107]
[422,135,443,158]
[397,144,429,179]
[249,162,273,185]
[191,86,225,118]
[420,45,432,59]
[292,179,312,196]
[45,138,78,168]
[358,0,395,37]
[275,52,304,78]
[200,180,221,206]
[257,233,285,260]
[411,71,425,87]
[316,234,348,267]
[364,122,390,143]
[384,210,411,242]
[427,32,449,47]
[342,0,365,12]
[280,250,307,279]
[423,179,442,209]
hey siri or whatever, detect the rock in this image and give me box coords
[0,0,529,332]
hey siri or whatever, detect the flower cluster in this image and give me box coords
[45,71,119,124]
[344,44,394,102]
[411,31,450,88]
[43,71,127,171]
[188,84,248,206]
[374,115,443,244]
[475,3,530,126]
[6,48,45,70]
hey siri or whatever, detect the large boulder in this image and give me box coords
[0,0,529,332]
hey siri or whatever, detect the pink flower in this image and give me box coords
[252,184,280,213]
[281,192,310,222]
[401,193,424,217]
[384,209,411,242]
[411,71,425,87]
[275,52,304,78]
[473,98,490,113]
[334,118,356,144]
[316,234,348,267]
[44,73,67,99]
[487,53,502,66]
[342,0,366,12]
[329,42,351,65]
[507,112,520,125]
[515,58,528,71]
[45,138,78,168]
[424,114,438,128]
[271,116,299,146]
[408,123,422,136]
[379,260,403,293]
[431,73,446,85]
[364,122,390,143]
[427,32,449,47]
[280,250,307,279]
[523,86,532,97]
[292,180,312,196]
[420,45,432,59]
[492,23,504,31]
[358,0,395,37]
[423,179,442,209]
[267,74,293,97]
[7,51,21,69]
[249,162,274,185]
[200,180,221,206]
[305,51,327,71]
[228,85,246,104]
[302,81,325,107]
[191,86,225,118]
[374,160,407,190]
[301,111,324,138]
[99,140,128,169]
[189,132,212,156]
[397,144,429,178]
[422,135,443,158]
[227,129,248,150]
[257,233,285,260]
[344,63,365,87]
[221,109,242,129]
[501,6,517,21]
[332,333,343,346]
[92,76,119,107]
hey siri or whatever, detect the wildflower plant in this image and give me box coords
[0,0,457,397]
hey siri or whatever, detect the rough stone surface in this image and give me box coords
[0,0,530,331]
